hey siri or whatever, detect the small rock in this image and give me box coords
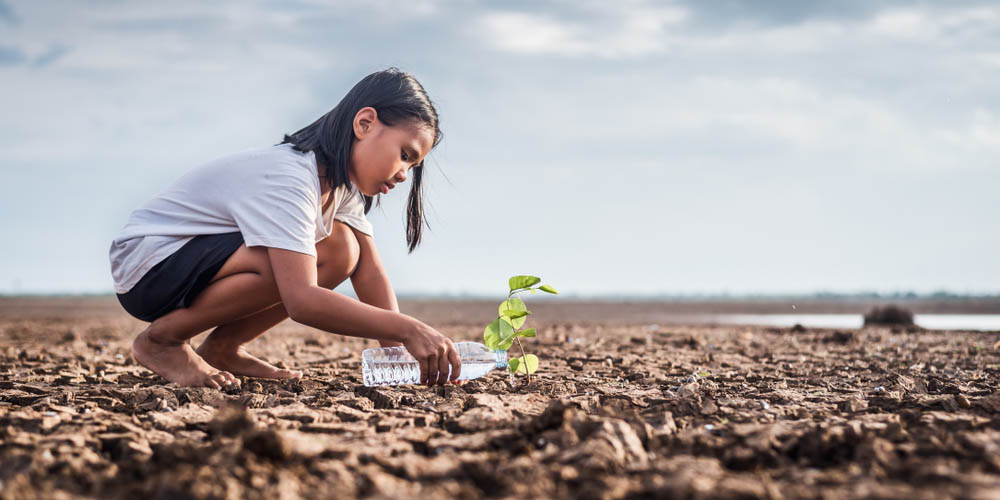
[243,429,293,461]
[678,382,700,399]
[840,398,868,413]
[758,401,770,410]
[979,392,1000,412]
[559,466,579,481]
[700,399,718,415]
[956,394,971,409]
[61,329,82,343]
[569,361,584,371]
[826,330,857,344]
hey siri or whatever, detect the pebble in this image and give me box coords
[759,401,770,410]
[873,386,886,394]
[956,394,971,409]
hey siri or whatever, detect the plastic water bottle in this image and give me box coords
[361,341,508,386]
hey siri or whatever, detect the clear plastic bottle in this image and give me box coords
[361,341,508,387]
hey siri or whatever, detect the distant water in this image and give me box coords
[706,314,1000,331]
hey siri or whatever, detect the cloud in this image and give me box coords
[0,45,26,65]
[474,3,688,58]
[0,0,17,25]
[32,44,70,67]
[867,5,999,41]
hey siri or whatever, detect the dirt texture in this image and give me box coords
[2,297,1000,499]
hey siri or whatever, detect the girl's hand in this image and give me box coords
[402,320,462,386]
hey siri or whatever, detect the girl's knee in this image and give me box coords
[317,222,361,284]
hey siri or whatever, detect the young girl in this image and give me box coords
[108,67,462,389]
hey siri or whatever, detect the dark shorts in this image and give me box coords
[116,232,245,322]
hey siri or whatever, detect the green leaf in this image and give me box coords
[511,354,539,374]
[508,275,541,292]
[539,284,559,294]
[504,310,531,320]
[516,328,536,338]
[483,317,514,350]
[507,358,520,373]
[498,298,528,329]
[531,289,537,294]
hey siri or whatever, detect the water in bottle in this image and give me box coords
[361,341,508,386]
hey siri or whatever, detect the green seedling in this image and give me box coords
[483,275,558,383]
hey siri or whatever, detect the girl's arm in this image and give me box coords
[348,226,403,347]
[268,247,461,385]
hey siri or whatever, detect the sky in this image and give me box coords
[1,0,998,297]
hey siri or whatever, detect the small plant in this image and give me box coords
[483,275,558,383]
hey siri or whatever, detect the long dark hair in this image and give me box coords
[280,67,442,253]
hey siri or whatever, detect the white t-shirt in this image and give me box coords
[109,143,374,294]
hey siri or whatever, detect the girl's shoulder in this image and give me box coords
[220,143,317,177]
[174,144,319,197]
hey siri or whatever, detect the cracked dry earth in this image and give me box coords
[2,298,1000,499]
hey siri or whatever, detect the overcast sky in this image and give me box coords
[1,0,998,297]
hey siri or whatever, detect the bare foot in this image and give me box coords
[196,341,303,380]
[132,327,240,388]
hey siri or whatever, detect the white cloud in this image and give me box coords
[474,3,688,58]
[868,5,998,42]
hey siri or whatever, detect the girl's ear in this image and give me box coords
[353,107,378,139]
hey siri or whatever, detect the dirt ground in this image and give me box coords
[2,297,1000,500]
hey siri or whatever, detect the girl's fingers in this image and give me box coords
[447,345,461,382]
[425,353,438,387]
[437,350,450,386]
[420,357,430,385]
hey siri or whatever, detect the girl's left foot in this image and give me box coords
[196,342,303,380]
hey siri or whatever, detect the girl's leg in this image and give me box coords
[131,222,360,387]
[195,222,361,378]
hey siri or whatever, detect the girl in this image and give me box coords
[108,67,462,389]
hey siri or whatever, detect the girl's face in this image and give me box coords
[349,107,434,197]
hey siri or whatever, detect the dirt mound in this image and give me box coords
[864,305,915,327]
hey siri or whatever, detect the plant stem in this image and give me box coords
[506,289,533,382]
[514,336,530,383]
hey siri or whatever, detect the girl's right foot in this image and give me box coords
[195,341,303,380]
[131,327,240,388]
